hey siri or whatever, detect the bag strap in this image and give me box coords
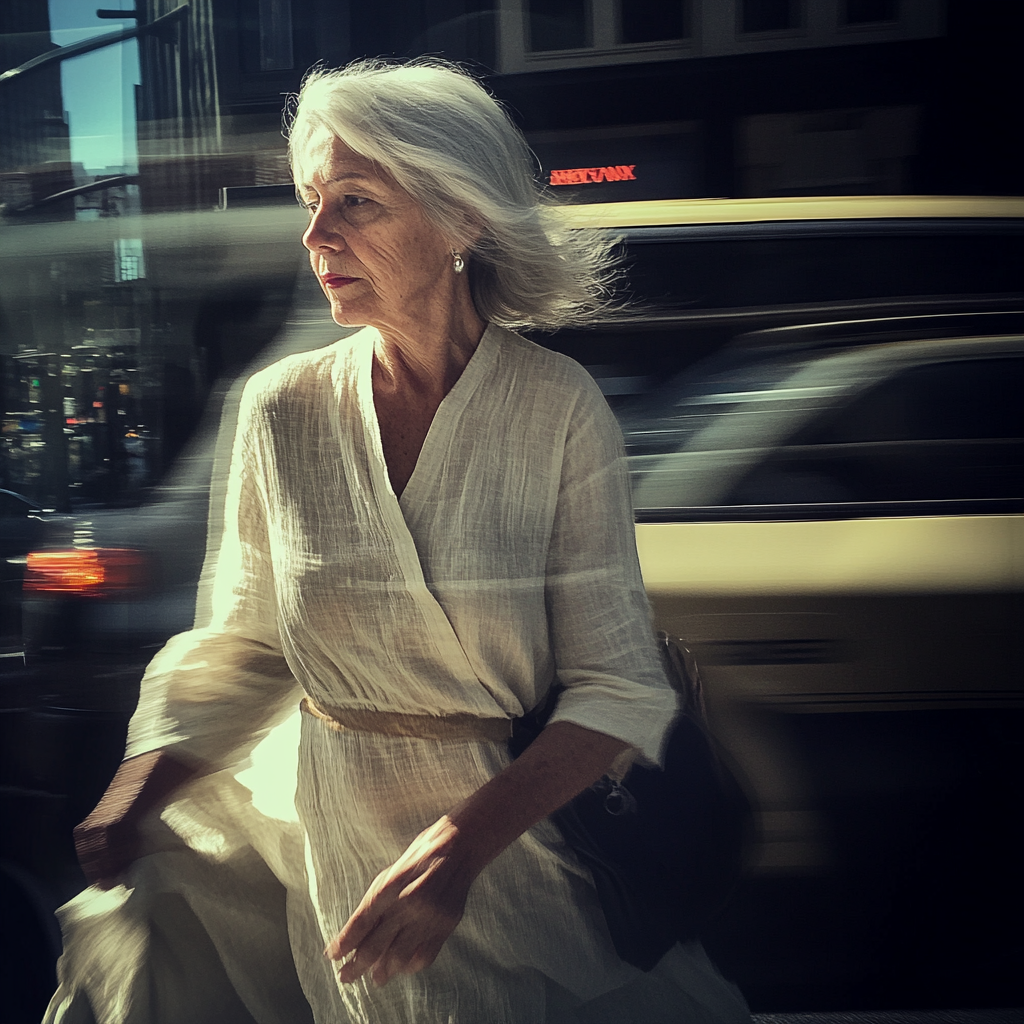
[656,631,707,725]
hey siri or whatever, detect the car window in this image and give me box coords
[726,356,1024,508]
[624,227,1024,310]
[618,349,814,455]
[537,225,1024,411]
[0,492,31,518]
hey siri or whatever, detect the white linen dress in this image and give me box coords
[48,324,750,1024]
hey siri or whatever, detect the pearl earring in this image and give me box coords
[452,250,465,274]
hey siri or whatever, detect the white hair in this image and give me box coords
[285,58,625,331]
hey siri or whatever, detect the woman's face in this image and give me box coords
[295,127,458,334]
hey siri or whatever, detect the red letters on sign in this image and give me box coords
[549,165,637,186]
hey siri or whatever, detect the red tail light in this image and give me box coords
[24,549,151,597]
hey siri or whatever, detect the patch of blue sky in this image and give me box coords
[48,0,141,175]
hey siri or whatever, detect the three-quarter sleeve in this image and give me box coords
[543,379,678,767]
[124,378,301,773]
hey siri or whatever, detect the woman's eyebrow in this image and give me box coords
[294,172,377,192]
[324,172,377,187]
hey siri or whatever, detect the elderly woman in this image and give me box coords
[62,60,749,1024]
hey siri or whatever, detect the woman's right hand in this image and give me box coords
[73,750,196,888]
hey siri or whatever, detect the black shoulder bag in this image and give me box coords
[510,633,752,972]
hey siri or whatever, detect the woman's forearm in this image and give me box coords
[74,748,198,884]
[444,720,630,873]
[96,749,196,816]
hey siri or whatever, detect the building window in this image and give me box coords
[736,106,920,197]
[527,0,590,51]
[114,239,145,283]
[258,0,294,71]
[620,0,692,44]
[499,1,939,72]
[511,0,694,67]
[842,0,899,25]
[739,0,801,34]
[526,1,695,51]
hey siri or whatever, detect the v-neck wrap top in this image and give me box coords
[125,324,677,773]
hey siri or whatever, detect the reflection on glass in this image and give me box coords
[49,1,141,180]
[114,239,145,283]
[730,357,1024,506]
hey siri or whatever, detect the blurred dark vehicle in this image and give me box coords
[0,489,63,669]
[0,488,72,1017]
[624,313,1024,1009]
[6,197,1024,1015]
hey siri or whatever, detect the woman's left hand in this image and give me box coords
[324,815,482,988]
[325,720,630,988]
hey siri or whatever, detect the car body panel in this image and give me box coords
[637,514,1023,596]
[626,321,1023,880]
[553,194,1024,229]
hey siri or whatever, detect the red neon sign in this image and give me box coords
[549,165,637,186]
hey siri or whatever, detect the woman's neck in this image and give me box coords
[373,297,486,401]
[369,296,486,498]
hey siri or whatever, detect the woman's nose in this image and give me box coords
[302,209,343,254]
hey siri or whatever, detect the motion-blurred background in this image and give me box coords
[1,2,1022,1022]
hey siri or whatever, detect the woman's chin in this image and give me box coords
[329,304,366,329]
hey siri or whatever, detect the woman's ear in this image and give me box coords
[450,213,485,254]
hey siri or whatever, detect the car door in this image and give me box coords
[635,344,1023,861]
[633,341,1024,999]
[0,491,46,668]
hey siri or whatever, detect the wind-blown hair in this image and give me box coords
[285,58,624,331]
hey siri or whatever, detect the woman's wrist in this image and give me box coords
[446,721,631,871]
[412,813,497,880]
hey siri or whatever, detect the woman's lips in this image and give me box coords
[322,274,357,288]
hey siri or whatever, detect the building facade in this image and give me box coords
[1,0,1021,509]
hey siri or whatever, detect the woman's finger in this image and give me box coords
[369,925,437,987]
[326,814,477,984]
[325,871,397,960]
[363,887,464,986]
[77,812,135,854]
[331,887,457,986]
[74,819,135,886]
[368,925,432,987]
[325,913,375,964]
[334,916,403,985]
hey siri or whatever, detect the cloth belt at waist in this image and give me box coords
[301,695,513,744]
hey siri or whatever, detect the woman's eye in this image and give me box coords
[296,194,373,221]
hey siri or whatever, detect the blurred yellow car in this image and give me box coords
[545,196,1024,868]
